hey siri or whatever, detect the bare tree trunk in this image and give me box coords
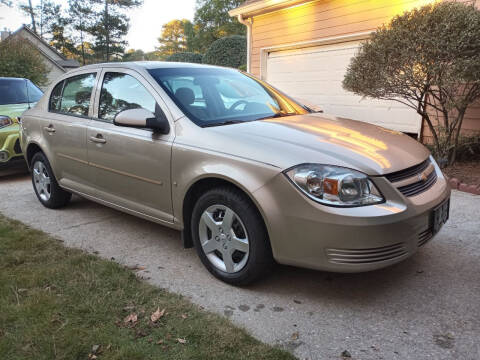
[105,0,110,62]
[80,28,85,65]
[27,0,37,34]
[417,95,442,157]
[39,0,43,38]
[449,108,466,165]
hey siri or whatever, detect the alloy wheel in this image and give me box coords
[33,161,51,202]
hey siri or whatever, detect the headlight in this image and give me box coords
[285,164,384,207]
[0,116,13,128]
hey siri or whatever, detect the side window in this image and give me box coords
[59,73,96,117]
[27,80,43,103]
[99,72,156,122]
[49,80,64,111]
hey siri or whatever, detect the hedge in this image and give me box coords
[166,52,203,64]
[202,35,246,69]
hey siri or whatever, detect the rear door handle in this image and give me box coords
[89,134,107,144]
[44,125,56,134]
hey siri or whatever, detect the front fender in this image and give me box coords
[171,142,281,228]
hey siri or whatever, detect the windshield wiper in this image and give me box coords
[203,120,245,127]
[257,113,295,120]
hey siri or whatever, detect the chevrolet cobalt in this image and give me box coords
[20,62,450,284]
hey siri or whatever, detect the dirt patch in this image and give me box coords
[443,161,480,185]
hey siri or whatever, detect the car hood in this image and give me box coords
[201,113,430,175]
[0,103,30,120]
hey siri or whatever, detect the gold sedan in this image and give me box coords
[20,62,450,285]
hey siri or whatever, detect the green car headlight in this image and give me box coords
[0,116,13,129]
[285,164,385,207]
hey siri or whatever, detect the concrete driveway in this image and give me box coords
[1,170,479,360]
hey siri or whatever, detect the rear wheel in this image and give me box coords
[31,152,71,209]
[191,187,273,285]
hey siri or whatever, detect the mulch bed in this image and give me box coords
[443,160,480,195]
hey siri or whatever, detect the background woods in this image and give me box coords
[4,0,245,65]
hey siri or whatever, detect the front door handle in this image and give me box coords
[44,125,56,134]
[89,134,107,144]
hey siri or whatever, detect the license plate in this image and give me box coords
[432,198,450,235]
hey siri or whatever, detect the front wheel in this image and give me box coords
[191,187,273,285]
[31,152,71,209]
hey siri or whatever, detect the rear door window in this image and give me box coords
[56,73,96,117]
[49,80,64,112]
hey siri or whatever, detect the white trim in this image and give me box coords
[229,0,311,17]
[236,15,253,73]
[260,31,373,80]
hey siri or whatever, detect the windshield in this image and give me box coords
[0,79,43,105]
[147,67,309,127]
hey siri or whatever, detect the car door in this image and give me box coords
[40,71,98,194]
[87,68,174,223]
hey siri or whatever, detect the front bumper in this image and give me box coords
[253,165,451,272]
[0,124,23,165]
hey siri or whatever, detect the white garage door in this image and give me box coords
[266,41,420,133]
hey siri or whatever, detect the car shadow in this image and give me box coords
[0,164,29,180]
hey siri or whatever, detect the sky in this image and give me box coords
[0,0,196,52]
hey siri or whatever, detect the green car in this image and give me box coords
[0,77,43,167]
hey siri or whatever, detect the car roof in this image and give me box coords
[0,77,27,81]
[71,61,229,72]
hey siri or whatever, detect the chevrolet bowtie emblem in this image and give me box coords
[418,172,428,182]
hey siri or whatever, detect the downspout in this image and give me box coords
[236,15,253,73]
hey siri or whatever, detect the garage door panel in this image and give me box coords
[266,41,420,133]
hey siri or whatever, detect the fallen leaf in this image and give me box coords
[91,344,100,354]
[124,313,138,325]
[150,308,166,323]
[341,350,352,358]
[291,332,299,340]
[127,265,146,271]
[156,339,164,345]
[177,338,187,344]
[181,314,188,319]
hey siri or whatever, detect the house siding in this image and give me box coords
[249,0,438,77]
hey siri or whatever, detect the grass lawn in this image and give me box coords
[0,215,295,360]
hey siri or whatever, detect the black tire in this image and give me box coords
[31,152,72,209]
[191,186,273,285]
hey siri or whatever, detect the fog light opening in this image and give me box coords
[0,150,9,162]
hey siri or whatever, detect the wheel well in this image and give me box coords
[26,143,43,168]
[181,178,268,249]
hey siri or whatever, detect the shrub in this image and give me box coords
[166,52,203,64]
[343,2,480,165]
[0,38,48,86]
[202,35,246,68]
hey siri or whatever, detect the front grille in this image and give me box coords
[396,170,437,197]
[385,158,437,197]
[418,228,433,247]
[385,159,430,183]
[326,242,408,264]
[14,139,22,154]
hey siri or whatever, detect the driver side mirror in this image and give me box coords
[113,105,170,134]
